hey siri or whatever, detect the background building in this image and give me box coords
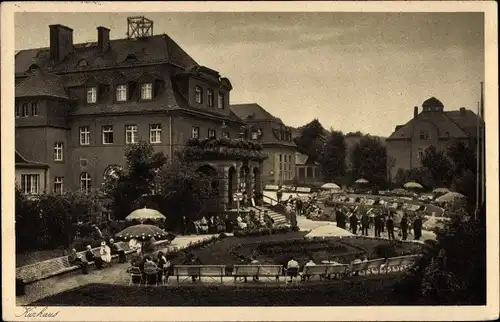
[386,96,483,180]
[14,18,252,201]
[230,103,297,185]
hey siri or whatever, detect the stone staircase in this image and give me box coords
[253,205,290,227]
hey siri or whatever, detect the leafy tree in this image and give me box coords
[104,141,167,220]
[350,136,387,187]
[420,146,452,187]
[394,204,486,305]
[321,129,346,182]
[293,119,327,163]
[153,161,214,232]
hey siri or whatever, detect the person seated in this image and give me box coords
[127,260,143,284]
[302,258,316,281]
[200,216,209,234]
[108,238,126,263]
[351,257,363,276]
[143,256,159,285]
[237,215,247,230]
[286,256,300,283]
[250,257,260,282]
[68,248,89,274]
[84,245,104,269]
[183,252,201,282]
[100,241,112,267]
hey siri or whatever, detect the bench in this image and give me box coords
[357,258,387,275]
[173,265,226,284]
[301,264,349,281]
[16,241,135,286]
[232,265,283,283]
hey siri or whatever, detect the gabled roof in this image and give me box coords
[295,151,320,166]
[445,109,482,138]
[387,110,470,140]
[15,69,69,99]
[15,34,198,75]
[230,103,278,122]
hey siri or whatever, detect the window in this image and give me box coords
[191,126,200,139]
[217,92,224,109]
[444,131,450,137]
[251,131,258,140]
[418,148,424,160]
[86,87,97,103]
[150,124,162,143]
[141,83,153,100]
[288,155,292,163]
[80,172,91,194]
[54,143,63,161]
[102,126,114,144]
[31,102,39,116]
[22,103,29,117]
[54,177,64,194]
[195,86,203,104]
[116,84,127,102]
[125,125,138,144]
[207,89,214,107]
[222,131,230,138]
[15,104,20,118]
[279,154,282,162]
[208,129,216,138]
[79,126,90,145]
[419,130,429,140]
[21,174,40,195]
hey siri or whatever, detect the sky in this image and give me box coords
[15,12,484,137]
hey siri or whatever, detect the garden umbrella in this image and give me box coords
[355,178,369,184]
[403,181,423,190]
[125,207,166,223]
[115,224,173,256]
[321,183,341,190]
[432,188,451,194]
[435,192,466,203]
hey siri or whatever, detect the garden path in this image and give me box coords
[16,234,217,306]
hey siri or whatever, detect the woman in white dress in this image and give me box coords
[200,216,208,234]
[237,215,247,229]
[100,241,112,266]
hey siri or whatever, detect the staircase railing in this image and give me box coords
[262,194,278,206]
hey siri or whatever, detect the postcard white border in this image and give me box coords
[2,1,498,321]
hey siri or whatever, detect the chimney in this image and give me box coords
[97,26,110,53]
[459,107,466,115]
[49,24,74,63]
[413,106,418,118]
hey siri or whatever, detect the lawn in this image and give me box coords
[169,232,422,267]
[16,248,68,267]
[30,277,424,306]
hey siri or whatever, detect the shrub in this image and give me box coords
[373,243,398,258]
[71,237,102,252]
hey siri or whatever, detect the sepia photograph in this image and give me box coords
[1,1,498,321]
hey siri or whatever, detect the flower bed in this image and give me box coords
[183,137,267,161]
[233,226,294,237]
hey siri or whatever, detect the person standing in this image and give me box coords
[413,214,423,240]
[349,212,358,235]
[400,213,409,240]
[386,215,395,240]
[374,212,382,237]
[361,212,370,236]
[338,209,347,229]
[276,187,283,204]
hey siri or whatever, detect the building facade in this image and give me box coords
[386,97,482,181]
[14,21,263,209]
[295,152,323,185]
[230,103,297,185]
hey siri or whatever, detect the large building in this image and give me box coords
[14,18,263,208]
[386,97,482,180]
[230,103,297,185]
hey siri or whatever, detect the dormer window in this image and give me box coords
[86,87,97,104]
[141,83,153,100]
[116,84,127,102]
[419,130,429,140]
[125,54,138,62]
[195,86,203,104]
[207,89,214,107]
[218,92,224,109]
[27,64,39,73]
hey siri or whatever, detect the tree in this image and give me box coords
[153,161,214,232]
[350,136,387,187]
[293,119,327,162]
[394,204,486,305]
[420,146,452,187]
[104,141,167,220]
[321,129,346,182]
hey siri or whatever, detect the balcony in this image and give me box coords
[182,137,267,162]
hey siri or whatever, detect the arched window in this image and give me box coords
[80,172,91,194]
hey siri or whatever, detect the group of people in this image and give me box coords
[127,251,172,285]
[333,205,424,241]
[68,238,127,274]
